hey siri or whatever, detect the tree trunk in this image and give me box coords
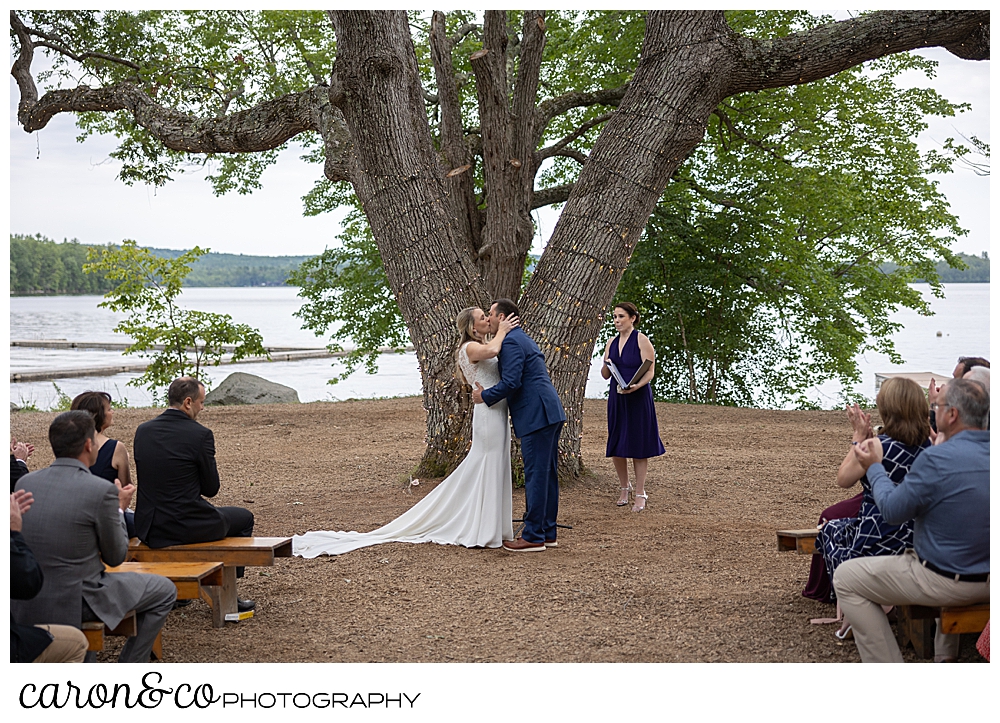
[522,12,738,473]
[329,10,487,477]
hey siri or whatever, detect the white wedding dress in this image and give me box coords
[292,344,513,558]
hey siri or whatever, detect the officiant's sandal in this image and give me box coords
[616,483,633,507]
[632,491,648,512]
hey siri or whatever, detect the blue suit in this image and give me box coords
[481,327,566,543]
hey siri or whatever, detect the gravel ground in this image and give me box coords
[10,398,985,663]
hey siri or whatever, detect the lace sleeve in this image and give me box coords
[458,343,477,386]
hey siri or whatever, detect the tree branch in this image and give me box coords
[16,78,334,155]
[9,11,38,118]
[16,14,142,72]
[511,11,546,163]
[548,147,588,165]
[536,111,615,161]
[712,106,792,165]
[32,40,142,72]
[535,84,629,130]
[531,183,574,209]
[671,174,745,209]
[431,10,482,257]
[431,10,470,170]
[451,22,479,46]
[729,10,989,95]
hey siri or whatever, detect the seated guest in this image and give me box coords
[953,355,990,378]
[929,356,989,430]
[964,365,990,391]
[11,412,176,663]
[11,491,89,663]
[10,437,33,492]
[70,391,136,538]
[134,376,255,612]
[835,378,989,663]
[810,378,930,622]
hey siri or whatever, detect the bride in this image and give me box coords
[292,307,517,558]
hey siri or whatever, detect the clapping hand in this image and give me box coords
[845,403,873,442]
[472,382,485,405]
[852,436,883,470]
[928,377,942,405]
[10,490,33,532]
[11,437,33,461]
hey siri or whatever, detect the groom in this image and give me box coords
[473,298,566,552]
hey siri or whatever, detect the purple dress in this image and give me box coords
[606,331,665,459]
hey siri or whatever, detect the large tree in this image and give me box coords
[11,9,988,477]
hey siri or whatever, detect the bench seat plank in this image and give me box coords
[106,561,224,601]
[128,537,292,566]
[776,529,819,555]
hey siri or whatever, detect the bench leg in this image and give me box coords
[896,606,935,659]
[220,566,238,621]
[201,585,226,628]
[151,630,163,661]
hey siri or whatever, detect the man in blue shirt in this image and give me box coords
[835,377,989,662]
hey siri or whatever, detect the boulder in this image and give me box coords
[204,372,300,406]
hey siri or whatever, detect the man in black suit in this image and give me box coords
[133,376,256,611]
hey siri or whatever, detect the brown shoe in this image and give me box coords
[502,537,546,552]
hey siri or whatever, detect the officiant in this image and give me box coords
[601,302,665,512]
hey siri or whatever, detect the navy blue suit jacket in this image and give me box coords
[481,327,566,438]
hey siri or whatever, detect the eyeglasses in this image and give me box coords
[930,403,951,412]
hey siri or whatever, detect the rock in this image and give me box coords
[204,372,300,406]
[11,402,21,412]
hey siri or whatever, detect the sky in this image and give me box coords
[6,25,991,259]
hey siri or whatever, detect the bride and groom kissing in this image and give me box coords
[292,298,566,558]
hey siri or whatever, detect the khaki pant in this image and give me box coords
[834,549,990,663]
[31,625,88,663]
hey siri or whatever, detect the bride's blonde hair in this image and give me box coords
[454,306,482,385]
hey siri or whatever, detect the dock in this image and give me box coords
[9,340,414,383]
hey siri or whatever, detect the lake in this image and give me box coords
[8,284,990,409]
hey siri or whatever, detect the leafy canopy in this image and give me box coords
[612,10,973,408]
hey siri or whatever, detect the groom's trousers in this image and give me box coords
[520,421,564,544]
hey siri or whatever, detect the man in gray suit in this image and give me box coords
[12,411,176,663]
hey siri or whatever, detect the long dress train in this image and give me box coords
[292,345,513,558]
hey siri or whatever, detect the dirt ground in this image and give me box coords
[10,398,985,663]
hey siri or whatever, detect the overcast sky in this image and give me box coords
[7,36,990,259]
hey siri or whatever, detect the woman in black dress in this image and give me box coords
[70,391,136,537]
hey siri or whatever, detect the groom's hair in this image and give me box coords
[492,298,519,319]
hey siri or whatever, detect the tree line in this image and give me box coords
[9,234,309,294]
[883,252,990,283]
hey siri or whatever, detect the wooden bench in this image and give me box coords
[82,611,164,661]
[106,561,226,627]
[896,603,990,659]
[128,537,292,626]
[776,529,820,555]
